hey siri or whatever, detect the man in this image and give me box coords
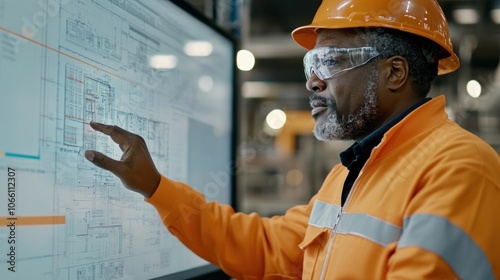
[85,0,500,279]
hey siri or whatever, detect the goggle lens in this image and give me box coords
[304,46,380,80]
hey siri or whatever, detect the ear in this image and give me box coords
[381,56,409,92]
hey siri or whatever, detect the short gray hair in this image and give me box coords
[361,28,440,97]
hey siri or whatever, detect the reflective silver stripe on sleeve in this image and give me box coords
[398,214,495,280]
[336,213,401,246]
[308,200,401,246]
[308,200,341,229]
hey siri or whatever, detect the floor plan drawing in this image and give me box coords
[0,0,233,279]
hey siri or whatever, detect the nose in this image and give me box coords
[306,72,326,93]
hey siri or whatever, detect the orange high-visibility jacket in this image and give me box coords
[146,96,500,279]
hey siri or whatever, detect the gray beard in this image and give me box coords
[312,69,381,141]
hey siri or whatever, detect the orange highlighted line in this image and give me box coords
[0,216,66,226]
[0,26,131,83]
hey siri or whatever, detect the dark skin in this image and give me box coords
[85,122,160,198]
[85,28,424,197]
[308,29,422,141]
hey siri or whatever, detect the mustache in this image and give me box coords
[309,94,335,109]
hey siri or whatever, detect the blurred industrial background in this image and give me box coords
[185,0,500,216]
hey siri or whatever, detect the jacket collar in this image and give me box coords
[369,95,449,161]
[340,97,430,169]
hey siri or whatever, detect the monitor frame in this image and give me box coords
[0,0,238,278]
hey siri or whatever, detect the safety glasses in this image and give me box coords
[303,46,380,81]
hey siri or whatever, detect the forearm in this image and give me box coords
[146,176,306,279]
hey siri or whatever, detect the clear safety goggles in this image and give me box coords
[303,46,380,81]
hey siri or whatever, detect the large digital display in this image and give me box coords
[0,0,235,279]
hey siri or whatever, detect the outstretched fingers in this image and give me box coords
[89,122,131,151]
[85,122,160,197]
[85,150,126,176]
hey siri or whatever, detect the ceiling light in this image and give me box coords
[237,50,255,71]
[198,75,214,92]
[453,8,479,24]
[491,9,500,24]
[266,109,287,130]
[184,41,213,56]
[148,55,177,69]
[467,80,481,98]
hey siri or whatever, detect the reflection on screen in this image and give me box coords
[0,0,234,279]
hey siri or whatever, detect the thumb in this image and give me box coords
[85,150,123,175]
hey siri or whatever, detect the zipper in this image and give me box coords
[317,143,381,280]
[318,208,342,279]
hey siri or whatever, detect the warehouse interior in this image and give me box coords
[186,0,500,216]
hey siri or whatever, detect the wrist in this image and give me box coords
[143,174,161,198]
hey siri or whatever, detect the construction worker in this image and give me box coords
[85,0,500,279]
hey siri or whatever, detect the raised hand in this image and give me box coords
[84,122,161,198]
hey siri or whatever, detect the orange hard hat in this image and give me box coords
[292,0,460,75]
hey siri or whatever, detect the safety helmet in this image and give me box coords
[292,0,460,75]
